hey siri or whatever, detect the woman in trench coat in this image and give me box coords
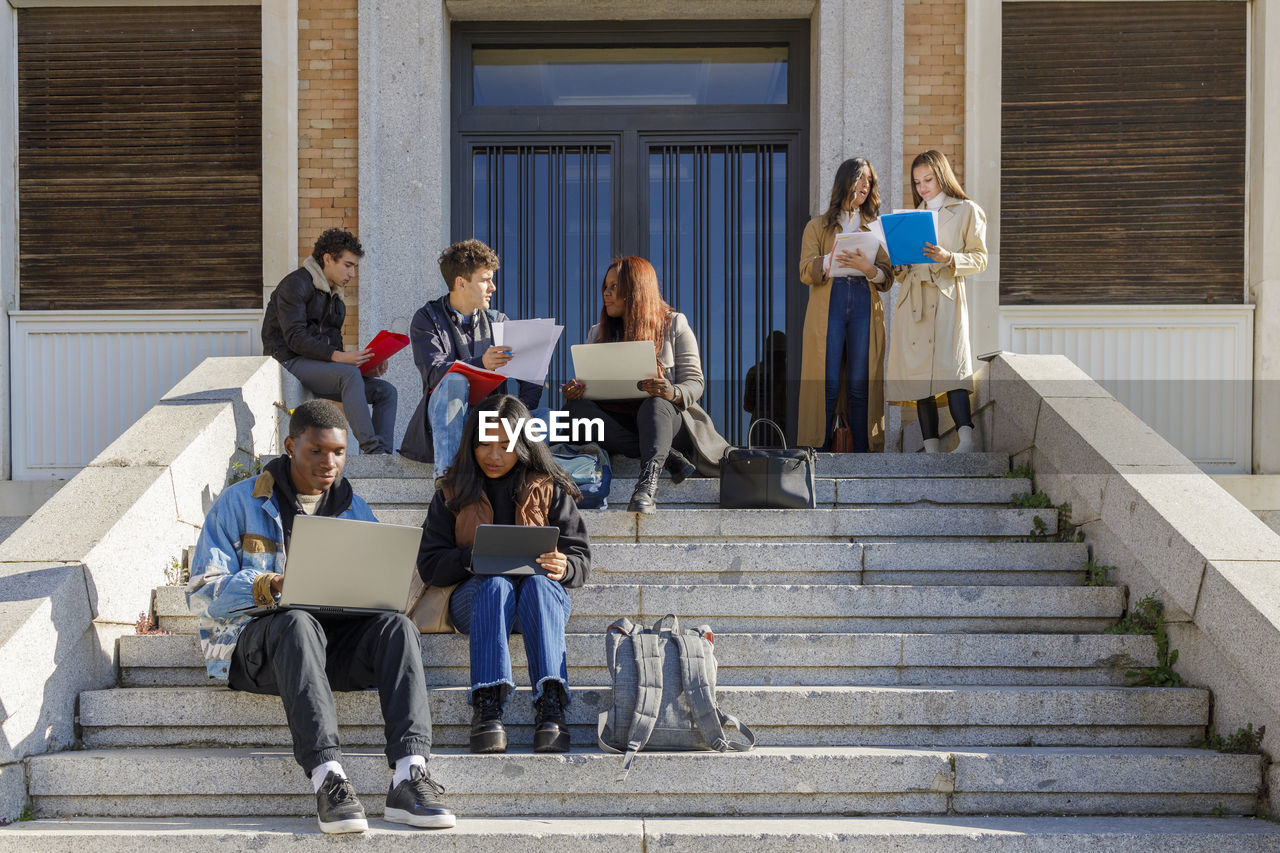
[798,157,894,451]
[885,149,988,452]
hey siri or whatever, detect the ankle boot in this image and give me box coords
[533,682,571,753]
[665,449,696,485]
[952,425,974,453]
[627,460,663,514]
[469,685,507,754]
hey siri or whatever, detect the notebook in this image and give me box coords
[470,524,560,577]
[570,340,660,400]
[243,515,422,617]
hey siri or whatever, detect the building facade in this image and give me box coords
[2,0,1277,485]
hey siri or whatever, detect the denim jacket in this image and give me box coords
[185,470,376,679]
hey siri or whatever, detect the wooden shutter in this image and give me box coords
[1001,2,1246,305]
[17,7,262,310]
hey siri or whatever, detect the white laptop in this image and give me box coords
[571,341,660,400]
[244,515,422,617]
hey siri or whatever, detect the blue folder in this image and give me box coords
[880,210,939,265]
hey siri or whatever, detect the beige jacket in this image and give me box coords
[885,198,988,402]
[797,215,893,449]
[587,312,730,476]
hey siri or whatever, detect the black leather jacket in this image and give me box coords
[261,265,345,363]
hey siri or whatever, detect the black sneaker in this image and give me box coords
[315,771,368,834]
[384,764,456,829]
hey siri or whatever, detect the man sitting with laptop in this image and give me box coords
[186,400,455,835]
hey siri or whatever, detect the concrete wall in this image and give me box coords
[977,352,1280,814]
[0,357,288,820]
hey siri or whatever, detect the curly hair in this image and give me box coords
[597,256,673,354]
[288,399,350,439]
[823,158,882,229]
[310,228,364,264]
[438,239,500,290]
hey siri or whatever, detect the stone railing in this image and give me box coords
[0,357,289,819]
[976,352,1280,813]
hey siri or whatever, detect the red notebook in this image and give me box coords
[437,361,507,404]
[359,330,411,375]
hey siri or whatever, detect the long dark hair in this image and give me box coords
[440,394,581,513]
[597,256,672,354]
[823,157,881,229]
[910,149,970,209]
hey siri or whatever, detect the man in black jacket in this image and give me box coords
[400,240,542,470]
[262,228,396,454]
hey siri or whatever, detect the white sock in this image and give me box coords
[311,760,346,793]
[393,755,427,786]
[923,437,941,453]
[953,425,975,453]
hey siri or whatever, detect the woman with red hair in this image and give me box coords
[563,257,728,513]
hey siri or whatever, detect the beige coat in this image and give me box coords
[587,312,730,476]
[797,215,893,449]
[885,198,988,403]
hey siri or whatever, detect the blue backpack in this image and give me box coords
[550,442,612,510]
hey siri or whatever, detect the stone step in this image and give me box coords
[153,584,1124,635]
[119,631,1159,688]
[590,541,1090,585]
[352,476,1035,507]
[27,746,1261,817]
[342,452,1012,480]
[7,816,1280,852]
[78,685,1210,750]
[371,506,1059,540]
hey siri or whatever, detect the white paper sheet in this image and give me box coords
[491,319,563,383]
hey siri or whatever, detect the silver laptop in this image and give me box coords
[571,340,660,400]
[246,515,422,617]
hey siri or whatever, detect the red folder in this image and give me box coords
[437,361,508,405]
[359,330,410,375]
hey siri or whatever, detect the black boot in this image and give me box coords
[665,449,696,485]
[533,682,571,753]
[627,460,663,514]
[469,685,507,754]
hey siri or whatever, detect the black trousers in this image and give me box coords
[228,609,433,774]
[566,396,686,467]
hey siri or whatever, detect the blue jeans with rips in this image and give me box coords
[448,574,572,705]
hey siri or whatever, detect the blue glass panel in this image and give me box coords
[648,145,788,444]
[471,146,613,397]
[474,46,787,106]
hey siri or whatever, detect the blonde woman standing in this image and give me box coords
[798,157,893,451]
[886,150,988,452]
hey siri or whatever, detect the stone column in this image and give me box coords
[0,4,15,479]
[1250,0,1280,474]
[810,0,906,445]
[358,0,451,445]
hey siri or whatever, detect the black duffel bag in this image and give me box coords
[719,419,816,509]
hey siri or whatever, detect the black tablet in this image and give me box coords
[470,524,560,576]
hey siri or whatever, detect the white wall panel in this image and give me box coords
[1000,305,1254,474]
[10,311,260,479]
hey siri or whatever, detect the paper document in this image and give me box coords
[492,319,564,383]
[830,231,884,277]
[880,209,941,265]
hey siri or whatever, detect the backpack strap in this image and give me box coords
[674,631,757,753]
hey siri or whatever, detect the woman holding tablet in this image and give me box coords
[562,256,728,514]
[416,394,590,754]
[885,149,988,452]
[798,157,894,452]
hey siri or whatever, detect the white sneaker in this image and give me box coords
[952,425,975,453]
[923,438,941,453]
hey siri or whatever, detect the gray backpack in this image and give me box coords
[598,615,756,774]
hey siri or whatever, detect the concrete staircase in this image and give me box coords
[8,452,1280,848]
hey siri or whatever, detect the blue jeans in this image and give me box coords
[448,574,572,704]
[824,276,871,452]
[428,373,549,474]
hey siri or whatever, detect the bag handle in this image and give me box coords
[652,613,681,635]
[747,418,788,450]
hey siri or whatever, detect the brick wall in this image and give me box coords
[903,0,966,207]
[298,0,360,346]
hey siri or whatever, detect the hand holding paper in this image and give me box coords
[879,210,941,266]
[830,231,882,278]
[491,319,564,383]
